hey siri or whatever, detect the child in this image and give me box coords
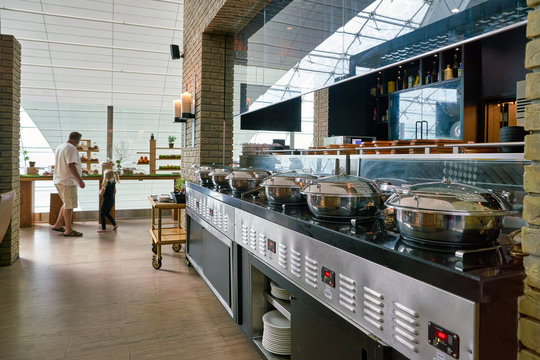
[98,169,119,233]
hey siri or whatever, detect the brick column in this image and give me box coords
[313,88,329,147]
[181,0,261,182]
[519,1,540,358]
[0,35,21,266]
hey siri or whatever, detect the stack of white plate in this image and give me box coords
[262,310,291,355]
[270,281,291,301]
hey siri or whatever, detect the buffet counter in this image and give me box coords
[20,174,179,227]
[185,182,523,360]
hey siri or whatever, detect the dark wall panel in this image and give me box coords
[328,77,372,137]
[481,26,528,99]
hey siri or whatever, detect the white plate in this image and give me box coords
[262,310,290,330]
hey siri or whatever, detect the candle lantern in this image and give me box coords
[173,99,184,123]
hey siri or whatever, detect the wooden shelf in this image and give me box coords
[149,227,186,245]
[81,160,99,164]
[157,158,181,160]
[136,151,150,154]
[156,147,182,150]
[77,148,99,152]
[157,169,181,171]
[136,163,150,165]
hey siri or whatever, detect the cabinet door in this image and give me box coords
[290,295,404,360]
[202,227,231,307]
[187,218,203,269]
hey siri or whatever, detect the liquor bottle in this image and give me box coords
[452,54,459,78]
[444,65,453,80]
[402,69,408,89]
[414,70,420,87]
[372,108,377,122]
[388,80,395,93]
[458,62,463,77]
[425,71,431,85]
[432,60,438,82]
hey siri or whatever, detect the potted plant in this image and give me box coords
[150,133,155,140]
[168,135,176,148]
[171,177,186,203]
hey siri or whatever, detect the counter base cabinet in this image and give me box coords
[187,215,232,316]
[245,257,404,360]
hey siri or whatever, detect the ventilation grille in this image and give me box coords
[290,249,302,278]
[278,243,287,270]
[363,286,384,331]
[392,302,420,353]
[304,256,318,288]
[338,274,356,313]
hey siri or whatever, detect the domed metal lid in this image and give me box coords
[194,164,214,174]
[209,166,231,176]
[301,174,381,197]
[227,167,270,181]
[385,178,514,215]
[261,171,317,188]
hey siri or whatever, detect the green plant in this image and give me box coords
[168,135,176,143]
[175,177,186,193]
[115,159,122,169]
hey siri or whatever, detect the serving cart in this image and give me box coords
[148,196,186,269]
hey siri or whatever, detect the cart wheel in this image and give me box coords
[152,256,162,269]
[172,244,181,252]
[152,244,157,254]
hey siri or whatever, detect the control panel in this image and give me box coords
[186,188,235,239]
[428,322,460,358]
[234,208,475,360]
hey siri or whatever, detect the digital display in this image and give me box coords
[267,239,276,253]
[434,330,448,342]
[428,322,459,358]
[321,266,335,287]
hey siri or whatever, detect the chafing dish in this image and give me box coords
[301,174,382,220]
[261,171,317,205]
[209,166,232,188]
[385,178,515,248]
[226,167,271,193]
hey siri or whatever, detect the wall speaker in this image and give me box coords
[170,45,182,60]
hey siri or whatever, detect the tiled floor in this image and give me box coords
[0,219,260,360]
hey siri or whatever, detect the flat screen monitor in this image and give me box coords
[240,97,301,132]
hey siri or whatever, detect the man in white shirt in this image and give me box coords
[51,132,86,236]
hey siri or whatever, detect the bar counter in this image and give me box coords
[20,174,179,227]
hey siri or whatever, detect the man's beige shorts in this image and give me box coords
[55,184,78,210]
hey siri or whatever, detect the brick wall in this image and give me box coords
[519,1,540,358]
[0,35,21,266]
[313,88,329,147]
[181,0,260,182]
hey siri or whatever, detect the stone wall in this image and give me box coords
[313,88,329,147]
[181,0,259,182]
[519,1,540,358]
[0,35,21,266]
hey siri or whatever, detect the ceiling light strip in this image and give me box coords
[0,7,183,32]
[17,37,170,54]
[22,63,181,76]
[22,85,179,96]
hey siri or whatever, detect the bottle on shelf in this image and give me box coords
[402,69,408,89]
[444,65,453,80]
[388,80,395,93]
[372,108,377,122]
[452,54,459,78]
[432,59,439,82]
[425,71,431,85]
[458,62,463,77]
[413,70,420,87]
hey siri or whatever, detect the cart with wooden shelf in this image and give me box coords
[148,196,186,269]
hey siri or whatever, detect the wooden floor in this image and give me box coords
[0,219,261,360]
